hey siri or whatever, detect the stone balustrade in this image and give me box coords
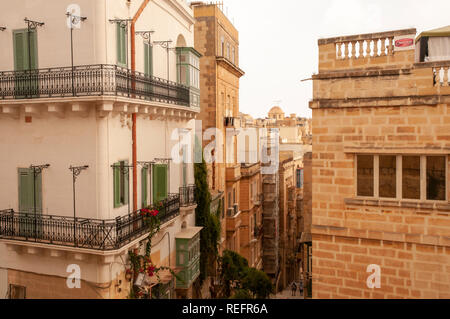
[318,28,417,71]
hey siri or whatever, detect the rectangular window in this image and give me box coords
[14,29,38,71]
[113,161,129,208]
[18,168,42,214]
[356,154,447,202]
[144,43,153,76]
[402,156,420,200]
[379,155,396,198]
[141,167,148,208]
[116,24,127,66]
[357,155,374,197]
[427,156,446,201]
[152,164,168,204]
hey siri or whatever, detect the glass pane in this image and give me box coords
[402,156,420,200]
[357,155,374,197]
[379,156,396,198]
[427,156,446,201]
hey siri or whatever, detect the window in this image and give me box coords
[227,43,230,59]
[221,36,225,56]
[379,155,396,198]
[232,47,235,64]
[141,167,148,208]
[144,42,153,76]
[113,161,129,208]
[296,168,304,188]
[116,23,127,66]
[356,155,447,201]
[427,156,446,201]
[13,29,38,70]
[402,156,420,199]
[357,155,374,197]
[153,164,168,204]
[18,168,42,214]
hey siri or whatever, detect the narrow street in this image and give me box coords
[273,288,304,300]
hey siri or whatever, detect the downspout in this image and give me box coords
[131,0,151,213]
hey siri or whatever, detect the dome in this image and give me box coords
[268,106,284,114]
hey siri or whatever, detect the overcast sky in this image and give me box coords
[213,0,450,119]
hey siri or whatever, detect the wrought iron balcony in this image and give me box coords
[0,64,190,106]
[0,194,180,251]
[179,185,196,207]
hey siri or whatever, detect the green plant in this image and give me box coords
[241,268,274,299]
[194,157,220,285]
[218,250,249,298]
[230,289,253,299]
[126,204,183,299]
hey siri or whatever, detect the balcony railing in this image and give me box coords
[180,185,196,207]
[0,64,190,106]
[0,194,180,251]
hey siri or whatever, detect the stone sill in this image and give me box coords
[344,198,450,213]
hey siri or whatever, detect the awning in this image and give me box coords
[416,25,450,43]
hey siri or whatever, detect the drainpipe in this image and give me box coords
[131,0,151,213]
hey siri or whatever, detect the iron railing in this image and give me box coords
[0,194,180,251]
[0,64,190,106]
[179,185,196,207]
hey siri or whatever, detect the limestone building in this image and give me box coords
[192,2,245,255]
[0,0,200,299]
[311,27,450,298]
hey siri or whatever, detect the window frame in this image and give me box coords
[355,154,448,202]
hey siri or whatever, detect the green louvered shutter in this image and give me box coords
[124,161,129,205]
[144,43,153,76]
[117,24,127,66]
[29,30,38,70]
[141,167,148,208]
[18,168,33,213]
[153,164,167,204]
[113,163,121,208]
[14,31,27,71]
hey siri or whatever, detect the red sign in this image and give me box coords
[395,38,414,48]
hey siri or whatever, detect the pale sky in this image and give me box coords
[212,0,450,119]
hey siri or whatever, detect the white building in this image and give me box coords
[0,0,201,299]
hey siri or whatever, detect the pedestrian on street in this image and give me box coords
[291,282,297,296]
[299,281,304,296]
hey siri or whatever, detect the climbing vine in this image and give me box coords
[126,204,181,299]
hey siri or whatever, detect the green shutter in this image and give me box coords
[117,24,127,66]
[18,168,42,214]
[18,168,32,213]
[14,31,27,71]
[29,30,38,70]
[13,30,38,71]
[124,161,129,205]
[141,167,148,208]
[113,163,121,208]
[153,164,167,204]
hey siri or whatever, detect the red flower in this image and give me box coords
[146,265,156,277]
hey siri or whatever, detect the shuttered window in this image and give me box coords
[13,29,38,71]
[116,24,127,66]
[144,42,153,76]
[141,167,148,208]
[113,161,129,208]
[18,168,42,214]
[152,164,168,204]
